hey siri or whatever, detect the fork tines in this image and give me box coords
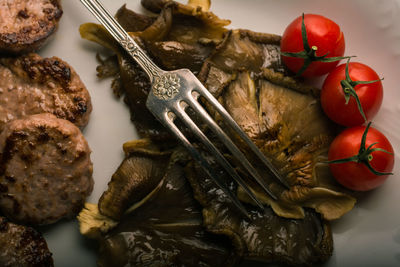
[80,0,289,218]
[150,70,289,216]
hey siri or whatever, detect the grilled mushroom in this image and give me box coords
[79,143,238,267]
[98,139,171,220]
[78,0,359,266]
[80,1,227,140]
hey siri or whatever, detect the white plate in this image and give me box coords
[38,0,400,266]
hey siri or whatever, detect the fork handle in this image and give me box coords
[80,0,163,81]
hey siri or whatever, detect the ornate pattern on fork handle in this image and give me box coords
[80,0,288,214]
[152,74,181,100]
[120,33,181,100]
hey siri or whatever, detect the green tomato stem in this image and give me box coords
[340,58,383,123]
[326,122,394,176]
[280,13,351,76]
[340,79,367,122]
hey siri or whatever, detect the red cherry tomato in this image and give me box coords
[328,125,394,191]
[280,14,345,77]
[321,62,383,126]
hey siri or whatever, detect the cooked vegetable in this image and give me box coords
[321,60,383,126]
[78,0,361,265]
[186,158,333,265]
[80,2,228,140]
[98,139,171,220]
[280,14,346,77]
[80,0,356,220]
[200,29,355,220]
[328,123,394,191]
[80,144,238,267]
[78,139,334,266]
[77,203,118,239]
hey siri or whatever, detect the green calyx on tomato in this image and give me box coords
[340,58,384,123]
[327,122,393,176]
[281,13,351,77]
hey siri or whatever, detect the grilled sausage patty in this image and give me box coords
[0,216,54,266]
[0,0,62,54]
[0,113,93,225]
[0,53,92,131]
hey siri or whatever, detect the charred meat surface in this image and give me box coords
[0,53,92,130]
[0,0,62,55]
[0,113,93,225]
[0,216,53,267]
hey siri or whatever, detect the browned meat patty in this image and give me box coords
[0,53,92,131]
[0,113,93,225]
[0,216,54,267]
[0,0,62,54]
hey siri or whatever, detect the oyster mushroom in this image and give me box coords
[78,0,359,265]
[185,159,333,265]
[198,29,355,220]
[79,143,238,267]
[79,0,227,140]
[98,139,171,220]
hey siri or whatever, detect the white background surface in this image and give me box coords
[37,0,400,266]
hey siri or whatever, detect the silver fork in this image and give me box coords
[80,0,289,216]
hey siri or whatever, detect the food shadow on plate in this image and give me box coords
[37,218,98,257]
[330,185,395,238]
[393,227,400,263]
